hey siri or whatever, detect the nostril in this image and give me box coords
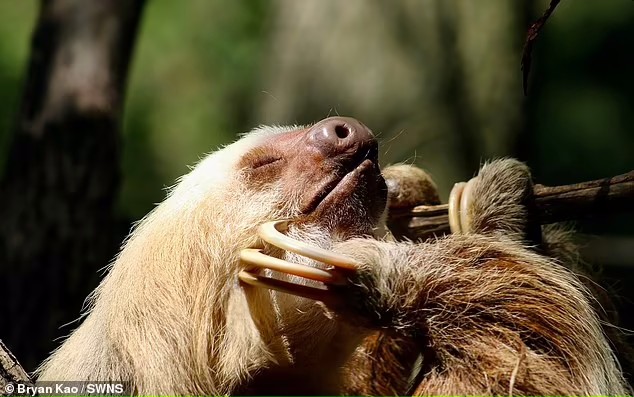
[307,117,373,155]
[334,124,351,139]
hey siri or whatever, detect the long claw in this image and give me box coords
[460,178,476,234]
[257,220,360,271]
[449,182,466,234]
[238,270,339,305]
[240,248,346,285]
[238,220,360,302]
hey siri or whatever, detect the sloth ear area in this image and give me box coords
[238,220,359,305]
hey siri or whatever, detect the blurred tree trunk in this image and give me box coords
[0,0,144,371]
[257,0,527,196]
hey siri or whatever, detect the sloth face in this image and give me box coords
[238,117,387,238]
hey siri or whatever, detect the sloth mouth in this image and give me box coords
[313,159,375,210]
[301,144,385,217]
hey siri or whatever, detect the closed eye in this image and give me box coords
[252,156,283,170]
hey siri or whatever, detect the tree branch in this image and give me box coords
[0,340,32,393]
[388,170,634,241]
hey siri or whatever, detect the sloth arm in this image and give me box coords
[334,159,626,395]
[336,235,608,395]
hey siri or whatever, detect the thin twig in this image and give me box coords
[521,0,562,95]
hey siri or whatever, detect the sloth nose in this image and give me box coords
[306,117,376,158]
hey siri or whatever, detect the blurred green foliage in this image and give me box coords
[122,0,268,215]
[0,1,37,171]
[0,0,632,227]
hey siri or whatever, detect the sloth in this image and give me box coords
[36,117,629,395]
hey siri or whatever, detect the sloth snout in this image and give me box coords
[306,116,377,161]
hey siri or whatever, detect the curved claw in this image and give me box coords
[449,182,466,234]
[238,220,360,302]
[240,248,346,285]
[257,220,360,271]
[238,270,339,305]
[449,178,478,235]
[460,177,476,234]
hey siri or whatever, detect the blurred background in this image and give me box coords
[0,0,632,373]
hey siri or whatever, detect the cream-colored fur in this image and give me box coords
[37,125,363,395]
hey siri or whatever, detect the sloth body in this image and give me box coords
[37,118,628,395]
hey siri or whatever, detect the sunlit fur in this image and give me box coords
[36,124,365,395]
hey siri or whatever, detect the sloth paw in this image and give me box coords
[382,164,440,209]
[449,159,535,242]
[238,220,359,306]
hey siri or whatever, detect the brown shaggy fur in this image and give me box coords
[342,163,440,396]
[343,160,630,396]
[37,121,628,395]
[337,234,627,395]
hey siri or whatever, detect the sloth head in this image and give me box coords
[126,117,389,383]
[37,117,389,394]
[166,116,388,251]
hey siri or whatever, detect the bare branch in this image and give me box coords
[388,170,634,241]
[0,340,32,392]
[521,0,562,95]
